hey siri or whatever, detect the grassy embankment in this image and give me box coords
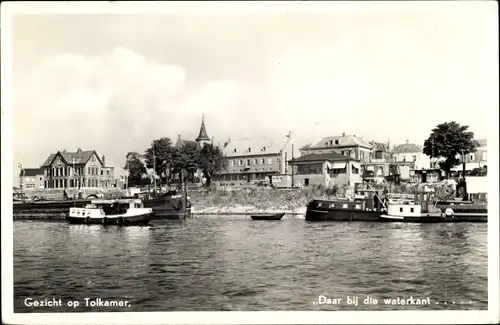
[189,185,350,215]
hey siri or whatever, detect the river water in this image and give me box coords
[13,216,487,312]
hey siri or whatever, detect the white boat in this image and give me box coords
[67,199,155,225]
[380,198,445,222]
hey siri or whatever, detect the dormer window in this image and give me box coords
[233,149,237,153]
[262,147,266,152]
[248,147,252,153]
[329,140,333,145]
[335,140,339,145]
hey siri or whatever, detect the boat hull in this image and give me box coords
[305,200,382,221]
[66,212,155,225]
[380,212,487,223]
[142,196,191,220]
[251,213,285,220]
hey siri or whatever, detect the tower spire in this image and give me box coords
[196,114,210,143]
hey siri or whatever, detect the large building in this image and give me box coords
[41,148,115,189]
[300,133,373,163]
[19,168,45,191]
[288,152,362,187]
[214,137,291,185]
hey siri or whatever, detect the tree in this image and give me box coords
[423,122,478,177]
[172,142,200,182]
[124,152,147,187]
[198,143,226,187]
[143,137,177,184]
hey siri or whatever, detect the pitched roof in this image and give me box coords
[391,142,422,154]
[174,137,198,149]
[222,138,285,158]
[20,168,44,177]
[309,134,373,149]
[41,149,102,167]
[289,152,359,163]
[195,116,210,142]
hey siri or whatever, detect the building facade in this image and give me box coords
[41,148,115,189]
[19,168,45,191]
[214,138,288,185]
[300,133,373,163]
[288,152,362,188]
[391,140,431,170]
[451,138,487,174]
[361,142,393,183]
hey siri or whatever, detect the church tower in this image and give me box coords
[195,114,211,147]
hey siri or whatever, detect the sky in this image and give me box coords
[4,1,498,182]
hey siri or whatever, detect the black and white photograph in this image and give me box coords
[2,1,499,324]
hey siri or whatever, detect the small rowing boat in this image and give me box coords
[250,213,285,221]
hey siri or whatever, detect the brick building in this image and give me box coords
[41,148,115,189]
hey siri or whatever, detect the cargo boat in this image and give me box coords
[305,190,487,222]
[13,191,191,221]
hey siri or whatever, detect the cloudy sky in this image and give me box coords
[5,2,498,181]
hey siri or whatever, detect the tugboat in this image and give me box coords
[67,199,155,225]
[380,198,487,223]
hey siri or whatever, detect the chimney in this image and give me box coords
[178,134,181,141]
[102,155,106,166]
[406,140,409,144]
[76,147,82,153]
[342,132,345,136]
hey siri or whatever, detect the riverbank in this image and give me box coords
[188,186,345,215]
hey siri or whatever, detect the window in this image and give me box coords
[412,155,417,162]
[360,151,365,161]
[352,166,359,174]
[402,157,406,162]
[261,158,265,164]
[410,208,414,213]
[469,154,474,161]
[262,147,267,152]
[91,155,96,162]
[238,160,242,166]
[248,147,252,153]
[107,170,110,176]
[101,170,104,176]
[335,140,339,145]
[88,167,91,175]
[329,140,333,145]
[400,207,403,212]
[253,159,257,164]
[247,159,251,166]
[375,151,383,159]
[233,149,237,153]
[231,160,235,166]
[267,158,272,164]
[40,177,43,181]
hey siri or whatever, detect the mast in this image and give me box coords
[291,143,294,187]
[152,145,157,194]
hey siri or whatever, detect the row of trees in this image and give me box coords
[124,137,226,188]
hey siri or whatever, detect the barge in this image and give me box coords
[305,190,487,222]
[13,191,191,221]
